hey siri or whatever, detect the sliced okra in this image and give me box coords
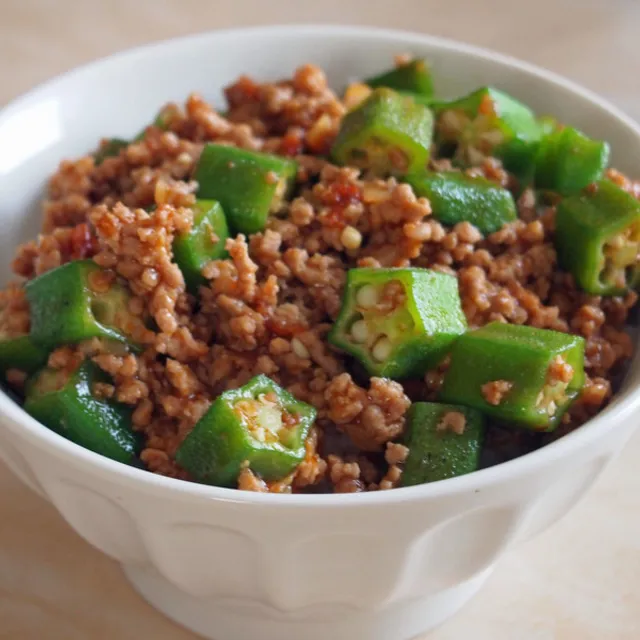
[405,170,517,234]
[328,268,467,378]
[26,260,146,350]
[173,199,229,292]
[440,322,585,431]
[433,87,541,175]
[535,126,609,195]
[555,179,640,295]
[402,402,485,485]
[24,360,141,464]
[331,88,434,177]
[365,59,434,99]
[0,333,48,375]
[194,143,297,235]
[176,375,316,487]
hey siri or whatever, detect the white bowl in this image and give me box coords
[1,25,640,640]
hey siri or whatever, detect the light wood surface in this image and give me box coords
[1,1,640,638]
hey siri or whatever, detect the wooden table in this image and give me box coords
[2,1,640,638]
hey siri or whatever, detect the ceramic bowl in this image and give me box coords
[1,25,639,640]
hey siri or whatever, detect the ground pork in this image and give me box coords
[325,374,411,451]
[2,62,637,493]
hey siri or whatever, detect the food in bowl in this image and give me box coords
[0,56,637,494]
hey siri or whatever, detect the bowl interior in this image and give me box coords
[1,25,640,500]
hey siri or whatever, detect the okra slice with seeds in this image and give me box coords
[365,59,435,99]
[173,199,229,293]
[176,375,316,487]
[328,268,467,378]
[194,143,297,235]
[402,402,486,486]
[405,170,517,234]
[331,88,434,177]
[24,360,141,464]
[555,179,640,295]
[440,322,585,431]
[534,126,609,195]
[26,260,147,350]
[433,87,541,175]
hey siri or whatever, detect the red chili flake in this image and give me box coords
[70,223,98,259]
[319,180,362,229]
[280,132,304,157]
[322,180,362,208]
[321,208,348,229]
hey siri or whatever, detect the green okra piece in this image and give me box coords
[26,260,145,350]
[194,144,297,235]
[397,91,435,107]
[405,170,517,234]
[440,322,585,431]
[173,199,229,293]
[365,59,434,99]
[402,402,485,485]
[534,126,610,195]
[176,374,316,486]
[24,360,141,464]
[538,116,559,137]
[328,268,467,379]
[433,87,542,176]
[331,88,434,177]
[555,179,640,295]
[0,334,48,375]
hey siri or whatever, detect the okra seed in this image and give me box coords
[176,152,192,167]
[480,129,505,146]
[372,336,393,362]
[356,284,379,308]
[350,319,369,343]
[466,146,487,166]
[253,425,267,443]
[291,337,310,359]
[341,225,362,250]
[608,234,625,250]
[439,110,468,137]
